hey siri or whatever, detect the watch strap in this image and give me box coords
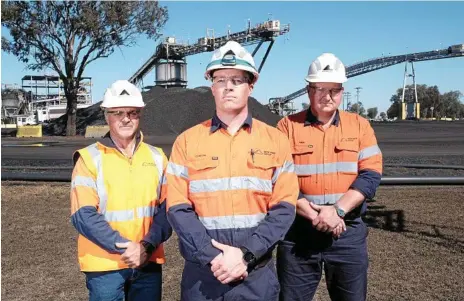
[141,240,155,254]
[334,204,346,218]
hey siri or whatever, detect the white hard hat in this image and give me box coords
[305,53,347,84]
[205,41,259,83]
[100,80,145,108]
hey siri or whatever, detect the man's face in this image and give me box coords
[210,69,253,113]
[307,82,344,115]
[104,107,141,140]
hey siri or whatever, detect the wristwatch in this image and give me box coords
[240,247,256,266]
[141,240,155,255]
[334,204,346,218]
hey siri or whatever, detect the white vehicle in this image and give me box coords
[22,75,93,122]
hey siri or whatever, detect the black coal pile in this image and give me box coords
[43,101,106,136]
[43,86,281,136]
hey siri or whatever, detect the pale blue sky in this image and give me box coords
[2,1,463,114]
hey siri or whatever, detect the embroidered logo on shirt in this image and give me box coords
[142,162,156,167]
[250,149,275,156]
[341,137,358,142]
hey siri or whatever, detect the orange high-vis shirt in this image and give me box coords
[166,116,298,266]
[277,110,382,212]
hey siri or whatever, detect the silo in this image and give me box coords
[155,59,187,88]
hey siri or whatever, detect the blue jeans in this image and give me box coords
[85,262,162,301]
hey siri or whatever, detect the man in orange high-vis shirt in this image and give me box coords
[276,53,382,301]
[167,41,299,301]
[70,80,172,301]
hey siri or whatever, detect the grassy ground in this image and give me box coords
[1,182,463,301]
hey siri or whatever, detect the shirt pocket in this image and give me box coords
[187,157,219,179]
[186,157,220,209]
[246,155,279,198]
[334,143,359,175]
[292,145,317,185]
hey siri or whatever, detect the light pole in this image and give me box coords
[355,87,362,114]
[343,92,351,111]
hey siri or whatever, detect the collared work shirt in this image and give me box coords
[277,110,382,213]
[167,116,298,266]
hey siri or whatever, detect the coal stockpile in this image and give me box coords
[43,86,281,136]
[42,102,106,136]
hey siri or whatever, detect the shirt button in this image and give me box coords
[232,154,237,158]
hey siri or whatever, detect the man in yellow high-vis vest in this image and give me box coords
[70,80,172,301]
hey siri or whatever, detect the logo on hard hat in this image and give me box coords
[323,65,332,71]
[204,41,260,83]
[221,52,237,66]
[120,89,130,96]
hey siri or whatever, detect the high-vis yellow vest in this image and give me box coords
[71,134,167,272]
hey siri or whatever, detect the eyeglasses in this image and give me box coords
[309,86,344,97]
[106,109,141,120]
[212,76,249,87]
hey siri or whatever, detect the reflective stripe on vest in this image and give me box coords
[102,206,156,222]
[72,175,97,190]
[147,145,165,199]
[84,143,159,221]
[87,144,108,215]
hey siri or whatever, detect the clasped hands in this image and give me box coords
[208,200,347,285]
[305,200,346,238]
[209,239,249,285]
[115,241,150,268]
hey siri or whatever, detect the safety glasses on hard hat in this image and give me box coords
[309,86,344,97]
[106,109,141,120]
[212,76,250,87]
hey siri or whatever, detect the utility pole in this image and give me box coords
[343,92,351,111]
[355,87,362,114]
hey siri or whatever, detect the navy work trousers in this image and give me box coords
[180,259,279,301]
[277,215,368,301]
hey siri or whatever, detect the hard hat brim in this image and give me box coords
[304,75,348,84]
[205,65,259,84]
[100,95,146,108]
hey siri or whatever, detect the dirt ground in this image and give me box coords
[1,182,463,301]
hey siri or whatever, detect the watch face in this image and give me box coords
[244,252,255,263]
[336,207,345,217]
